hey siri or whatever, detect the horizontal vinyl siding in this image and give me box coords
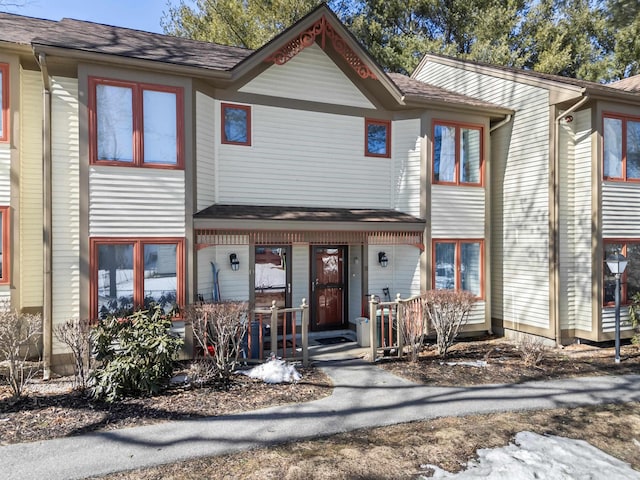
[571,110,593,332]
[89,166,186,237]
[51,77,80,353]
[367,244,421,300]
[393,119,422,217]
[239,43,374,109]
[196,91,216,211]
[292,245,309,310]
[417,62,551,330]
[218,105,393,208]
[20,69,44,308]
[195,242,250,302]
[601,308,632,333]
[467,301,486,326]
[602,183,640,237]
[431,186,485,238]
[558,116,572,330]
[0,142,10,204]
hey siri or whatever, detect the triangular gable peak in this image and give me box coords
[264,15,377,81]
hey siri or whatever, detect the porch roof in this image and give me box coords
[194,204,426,249]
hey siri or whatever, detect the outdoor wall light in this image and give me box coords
[606,250,628,363]
[378,251,388,268]
[229,253,240,271]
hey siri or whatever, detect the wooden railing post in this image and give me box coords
[301,298,309,367]
[270,300,278,356]
[369,294,378,363]
[395,293,403,358]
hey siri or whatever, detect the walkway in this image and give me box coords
[2,359,640,480]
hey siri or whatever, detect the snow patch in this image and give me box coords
[422,431,640,479]
[240,358,301,384]
[441,360,488,368]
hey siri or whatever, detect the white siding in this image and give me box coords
[601,308,632,333]
[602,182,640,237]
[416,62,551,330]
[196,91,216,211]
[367,244,421,300]
[0,139,10,204]
[431,186,485,238]
[291,245,309,310]
[19,69,44,308]
[239,43,374,109]
[393,119,422,217]
[467,301,486,326]
[89,166,185,237]
[218,105,393,208]
[51,77,80,352]
[196,242,250,302]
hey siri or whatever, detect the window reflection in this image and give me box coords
[143,90,177,164]
[223,105,249,144]
[96,84,134,162]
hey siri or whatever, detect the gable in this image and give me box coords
[239,43,375,109]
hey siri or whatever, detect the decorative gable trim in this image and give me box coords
[265,15,377,80]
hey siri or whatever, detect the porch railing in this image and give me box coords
[246,299,309,366]
[368,293,428,363]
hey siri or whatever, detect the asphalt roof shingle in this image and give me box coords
[0,12,56,45]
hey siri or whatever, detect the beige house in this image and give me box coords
[2,4,638,372]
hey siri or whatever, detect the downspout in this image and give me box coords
[490,114,512,133]
[552,94,590,347]
[36,52,52,380]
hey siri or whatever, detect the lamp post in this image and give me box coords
[606,251,628,363]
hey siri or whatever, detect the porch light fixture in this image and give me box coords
[229,253,240,271]
[606,250,628,363]
[378,251,388,268]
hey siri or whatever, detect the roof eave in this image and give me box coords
[402,94,514,117]
[194,218,425,232]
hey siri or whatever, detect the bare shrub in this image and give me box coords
[518,336,547,367]
[54,318,94,391]
[399,296,429,362]
[424,290,476,358]
[0,304,43,399]
[188,301,249,388]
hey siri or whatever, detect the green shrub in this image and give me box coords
[90,306,183,402]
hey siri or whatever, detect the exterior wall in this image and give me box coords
[88,166,186,237]
[291,245,309,312]
[239,43,375,109]
[602,182,640,237]
[431,186,485,238]
[216,103,395,209]
[416,62,552,333]
[367,244,421,301]
[196,242,250,302]
[393,118,422,217]
[195,91,216,211]
[19,68,44,309]
[558,109,593,333]
[0,53,13,304]
[51,76,80,353]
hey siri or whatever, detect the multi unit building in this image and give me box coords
[1,4,639,371]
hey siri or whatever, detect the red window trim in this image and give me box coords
[432,238,485,299]
[88,77,184,169]
[432,120,484,187]
[602,239,636,307]
[221,102,252,146]
[602,112,640,183]
[364,118,391,158]
[0,206,10,284]
[89,237,185,319]
[0,63,8,143]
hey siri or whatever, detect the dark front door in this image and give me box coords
[311,246,346,331]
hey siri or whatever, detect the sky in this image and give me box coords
[0,0,172,33]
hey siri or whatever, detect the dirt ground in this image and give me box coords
[2,337,640,479]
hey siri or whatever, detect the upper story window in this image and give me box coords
[433,239,484,298]
[365,118,391,158]
[221,103,251,146]
[603,240,640,306]
[604,114,640,181]
[89,77,184,168]
[0,64,8,142]
[433,122,483,185]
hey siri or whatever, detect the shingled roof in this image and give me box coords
[0,12,56,45]
[31,17,252,71]
[609,75,640,93]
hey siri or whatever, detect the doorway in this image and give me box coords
[311,246,347,331]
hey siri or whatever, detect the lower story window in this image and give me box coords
[91,238,184,319]
[604,240,640,305]
[433,239,483,297]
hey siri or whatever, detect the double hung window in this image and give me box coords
[433,122,483,185]
[89,77,183,168]
[604,114,640,181]
[91,238,184,319]
[433,239,483,297]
